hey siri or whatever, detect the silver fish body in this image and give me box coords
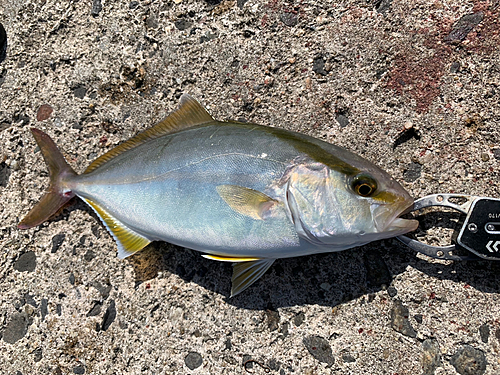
[19,95,418,295]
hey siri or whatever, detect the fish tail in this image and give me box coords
[18,128,78,229]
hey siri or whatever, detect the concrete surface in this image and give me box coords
[1,0,499,374]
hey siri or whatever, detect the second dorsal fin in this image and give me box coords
[84,94,214,174]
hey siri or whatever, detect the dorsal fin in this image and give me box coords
[84,94,214,173]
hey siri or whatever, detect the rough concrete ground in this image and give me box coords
[1,0,500,374]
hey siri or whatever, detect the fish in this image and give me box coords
[18,94,418,296]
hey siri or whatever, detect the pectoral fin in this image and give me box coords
[83,198,151,258]
[216,185,278,220]
[231,259,275,297]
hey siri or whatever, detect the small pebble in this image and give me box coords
[200,31,218,44]
[444,12,484,44]
[184,352,203,370]
[174,19,192,31]
[33,347,42,362]
[92,281,112,299]
[312,55,327,76]
[242,354,253,369]
[293,312,305,326]
[479,324,490,343]
[280,321,289,336]
[480,153,489,162]
[91,0,102,17]
[72,85,87,99]
[129,1,139,9]
[14,251,36,272]
[422,338,441,375]
[342,353,356,363]
[403,162,422,182]
[267,358,280,371]
[265,305,280,332]
[84,250,96,262]
[0,162,10,187]
[86,301,102,317]
[280,13,298,27]
[374,0,392,14]
[387,286,398,297]
[41,299,48,321]
[146,15,159,29]
[237,0,248,8]
[493,149,500,160]
[36,104,53,121]
[3,313,30,344]
[101,300,116,331]
[450,345,487,375]
[51,234,65,253]
[336,114,349,128]
[73,365,85,374]
[376,69,386,79]
[390,300,416,338]
[205,0,222,5]
[450,62,460,73]
[303,335,334,366]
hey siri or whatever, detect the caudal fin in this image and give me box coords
[18,129,77,229]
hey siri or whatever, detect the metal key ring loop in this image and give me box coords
[397,194,482,261]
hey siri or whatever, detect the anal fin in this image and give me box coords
[83,198,151,258]
[231,259,275,297]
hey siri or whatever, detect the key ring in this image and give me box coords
[397,194,485,261]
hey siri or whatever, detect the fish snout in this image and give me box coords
[373,197,418,236]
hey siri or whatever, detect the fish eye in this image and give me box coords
[351,174,377,197]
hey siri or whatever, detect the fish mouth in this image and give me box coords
[385,216,419,235]
[375,200,419,236]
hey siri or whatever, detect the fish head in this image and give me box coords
[285,155,418,248]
